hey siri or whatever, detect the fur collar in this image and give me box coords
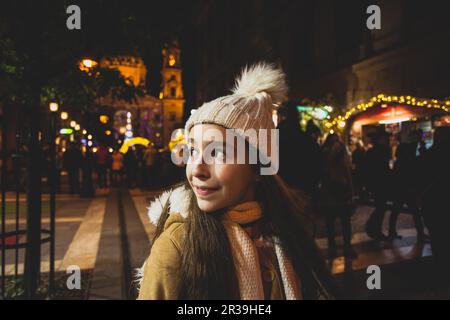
[147,185,191,226]
[136,185,191,291]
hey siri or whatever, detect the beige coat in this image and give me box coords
[137,212,287,300]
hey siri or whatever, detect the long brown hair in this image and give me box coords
[152,176,336,299]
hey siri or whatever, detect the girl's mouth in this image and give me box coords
[194,185,219,197]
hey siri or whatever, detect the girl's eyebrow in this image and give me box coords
[188,137,226,147]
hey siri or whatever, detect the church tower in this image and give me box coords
[160,42,185,145]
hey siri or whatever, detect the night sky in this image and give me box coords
[1,0,195,108]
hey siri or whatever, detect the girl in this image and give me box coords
[137,63,335,300]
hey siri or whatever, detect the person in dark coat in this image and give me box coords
[81,148,95,197]
[320,133,356,259]
[418,126,450,288]
[63,142,83,194]
[124,148,138,188]
[351,141,367,201]
[277,104,323,198]
[365,132,391,240]
[389,130,427,241]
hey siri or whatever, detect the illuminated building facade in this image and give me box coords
[98,44,185,148]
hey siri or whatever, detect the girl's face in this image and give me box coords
[186,124,256,212]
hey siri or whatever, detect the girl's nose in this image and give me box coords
[191,157,210,180]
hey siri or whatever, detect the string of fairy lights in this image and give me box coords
[323,94,450,131]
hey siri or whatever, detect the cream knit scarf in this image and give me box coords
[222,201,302,300]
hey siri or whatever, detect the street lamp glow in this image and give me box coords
[79,58,98,71]
[87,134,92,140]
[87,141,93,147]
[61,112,68,120]
[82,129,87,135]
[75,124,81,131]
[83,59,94,68]
[60,128,73,135]
[49,102,59,112]
[99,115,109,124]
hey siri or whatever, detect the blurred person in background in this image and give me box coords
[320,133,356,260]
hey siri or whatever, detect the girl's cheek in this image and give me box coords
[185,165,190,180]
[185,164,193,181]
[211,165,229,186]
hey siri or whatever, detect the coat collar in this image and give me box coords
[148,185,264,227]
[147,185,191,226]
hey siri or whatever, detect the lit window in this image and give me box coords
[99,115,109,124]
[169,54,176,66]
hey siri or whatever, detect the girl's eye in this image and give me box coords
[189,146,199,158]
[212,148,225,161]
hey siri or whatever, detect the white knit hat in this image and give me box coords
[184,62,288,175]
[185,62,288,134]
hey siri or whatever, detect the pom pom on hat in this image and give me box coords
[232,62,288,105]
[185,61,289,134]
